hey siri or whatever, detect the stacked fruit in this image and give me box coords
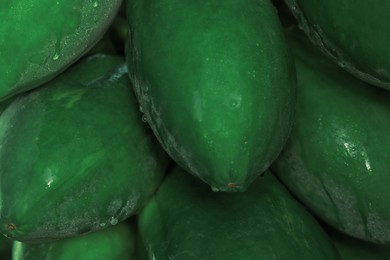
[1,0,389,259]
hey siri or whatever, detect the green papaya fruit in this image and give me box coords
[325,225,390,260]
[12,221,137,260]
[272,26,390,244]
[138,166,340,259]
[285,0,390,89]
[0,54,170,243]
[0,0,122,100]
[126,0,296,192]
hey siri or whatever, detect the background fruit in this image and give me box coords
[285,0,390,89]
[0,54,170,242]
[13,220,137,260]
[0,0,122,100]
[273,26,390,244]
[138,166,340,259]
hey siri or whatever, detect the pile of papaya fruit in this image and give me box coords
[1,0,390,259]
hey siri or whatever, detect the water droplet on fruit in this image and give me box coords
[229,95,242,109]
[110,217,118,225]
[52,52,60,61]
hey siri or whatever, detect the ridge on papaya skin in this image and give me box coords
[12,221,137,260]
[284,0,390,89]
[126,0,296,192]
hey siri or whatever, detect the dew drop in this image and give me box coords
[231,100,238,108]
[368,202,373,210]
[52,52,60,61]
[211,187,220,192]
[110,217,118,226]
[141,115,147,122]
[91,0,98,7]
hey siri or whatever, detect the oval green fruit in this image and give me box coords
[0,54,170,242]
[272,26,390,244]
[285,0,390,89]
[138,166,340,259]
[13,220,137,260]
[0,0,122,100]
[126,0,296,192]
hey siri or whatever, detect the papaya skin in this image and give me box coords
[0,0,122,100]
[285,0,390,89]
[138,166,340,259]
[126,0,296,191]
[0,54,170,243]
[12,221,137,260]
[272,26,390,245]
[325,225,390,260]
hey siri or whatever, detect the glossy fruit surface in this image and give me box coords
[285,0,390,89]
[0,54,170,242]
[273,26,390,244]
[0,0,122,100]
[13,221,137,260]
[126,0,296,191]
[138,166,340,259]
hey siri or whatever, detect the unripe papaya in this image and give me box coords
[138,166,340,259]
[0,0,122,100]
[285,0,390,89]
[13,221,137,260]
[126,0,296,192]
[273,26,390,244]
[0,54,170,242]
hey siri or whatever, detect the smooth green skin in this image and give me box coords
[126,0,296,192]
[0,55,170,242]
[272,26,390,245]
[285,0,390,89]
[12,221,137,260]
[138,166,340,260]
[0,0,122,101]
[326,226,390,260]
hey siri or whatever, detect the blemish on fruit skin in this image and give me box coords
[227,183,237,189]
[7,223,16,231]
